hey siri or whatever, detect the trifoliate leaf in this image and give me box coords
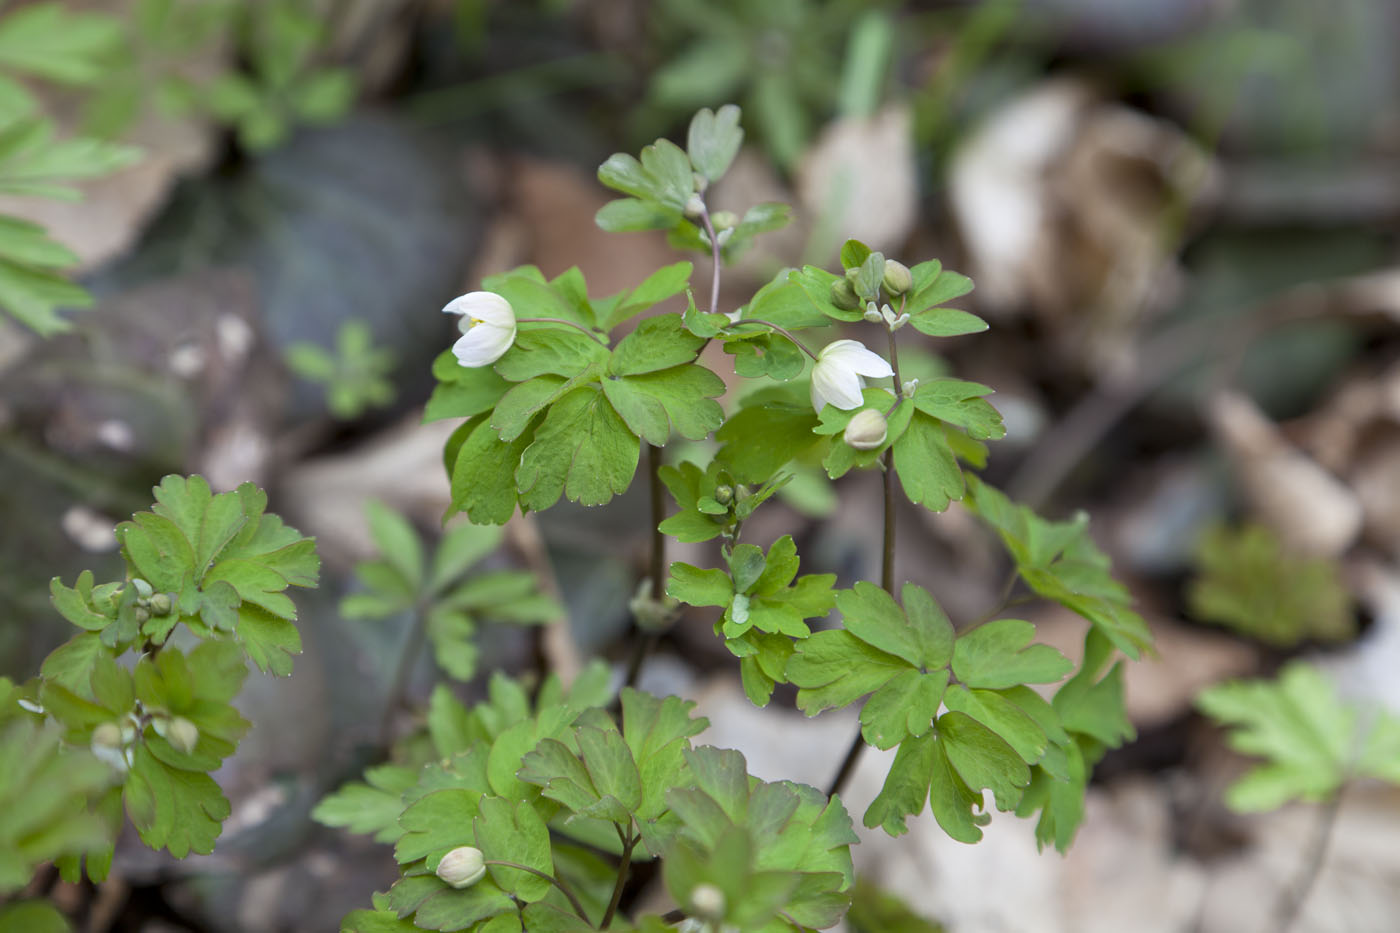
[687,104,744,182]
[891,411,965,511]
[450,414,533,525]
[424,352,512,423]
[1195,662,1399,812]
[600,261,693,330]
[715,398,821,483]
[387,873,514,932]
[910,380,1004,440]
[603,364,725,445]
[124,745,230,858]
[517,386,639,510]
[864,731,935,837]
[312,764,417,843]
[966,477,1152,658]
[952,619,1072,689]
[475,796,553,901]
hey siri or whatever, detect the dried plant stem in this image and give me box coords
[1271,790,1343,933]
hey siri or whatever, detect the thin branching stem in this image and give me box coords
[484,861,591,924]
[1271,789,1344,933]
[726,318,819,360]
[827,318,907,800]
[699,204,722,316]
[379,603,429,746]
[601,829,637,929]
[623,445,667,691]
[517,316,608,345]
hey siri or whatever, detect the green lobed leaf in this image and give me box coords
[687,104,744,182]
[951,619,1072,689]
[516,387,639,511]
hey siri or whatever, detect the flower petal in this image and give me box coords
[452,321,515,367]
[821,339,893,379]
[443,291,515,330]
[811,358,867,411]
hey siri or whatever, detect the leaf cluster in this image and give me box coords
[430,264,730,521]
[16,476,319,876]
[597,105,790,263]
[342,502,559,681]
[206,0,356,151]
[0,2,139,336]
[286,320,397,420]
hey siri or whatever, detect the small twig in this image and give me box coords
[825,729,866,800]
[727,318,820,360]
[1270,790,1344,933]
[601,829,637,929]
[623,445,668,692]
[484,860,591,924]
[516,316,608,345]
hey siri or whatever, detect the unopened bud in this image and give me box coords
[133,606,150,624]
[149,593,172,616]
[710,210,739,230]
[436,846,486,889]
[844,409,888,450]
[902,379,920,397]
[714,485,734,505]
[882,260,913,296]
[690,883,726,919]
[684,195,705,218]
[730,594,750,625]
[829,278,860,311]
[92,722,123,748]
[167,717,199,754]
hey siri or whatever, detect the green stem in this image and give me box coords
[623,445,667,691]
[727,318,820,360]
[379,604,429,746]
[699,204,722,316]
[517,317,608,345]
[484,861,591,924]
[887,296,907,399]
[601,830,637,929]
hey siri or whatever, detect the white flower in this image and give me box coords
[444,292,516,367]
[436,846,487,889]
[810,339,893,412]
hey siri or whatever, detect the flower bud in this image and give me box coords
[902,378,920,397]
[684,195,706,218]
[734,484,753,500]
[844,409,888,450]
[149,593,173,616]
[729,593,750,625]
[882,259,913,296]
[713,484,734,505]
[829,278,860,311]
[133,606,150,624]
[709,210,739,230]
[92,722,123,748]
[167,717,199,754]
[690,883,726,919]
[436,846,487,889]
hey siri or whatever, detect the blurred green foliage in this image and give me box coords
[1188,524,1355,648]
[285,320,397,420]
